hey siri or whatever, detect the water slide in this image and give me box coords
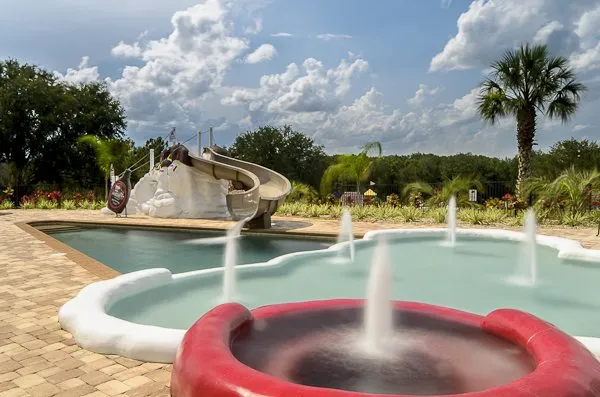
[186,147,291,229]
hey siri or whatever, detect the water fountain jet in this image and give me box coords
[362,236,393,354]
[336,208,355,263]
[505,209,538,287]
[447,196,457,246]
[222,219,246,302]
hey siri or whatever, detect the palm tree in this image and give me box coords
[78,135,119,199]
[288,181,319,203]
[320,141,382,195]
[477,43,585,194]
[523,166,600,215]
[403,176,483,208]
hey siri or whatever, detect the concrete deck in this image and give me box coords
[0,209,598,397]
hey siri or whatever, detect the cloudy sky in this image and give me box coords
[2,0,600,156]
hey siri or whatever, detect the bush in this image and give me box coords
[560,211,591,227]
[275,202,599,227]
[79,200,96,210]
[61,200,77,210]
[426,207,447,223]
[0,200,14,210]
[386,193,401,207]
[288,181,319,204]
[485,198,504,210]
[458,208,506,225]
[458,209,488,225]
[398,206,423,222]
[36,198,58,209]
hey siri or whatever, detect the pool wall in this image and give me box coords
[59,228,600,363]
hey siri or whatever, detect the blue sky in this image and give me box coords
[1,0,599,157]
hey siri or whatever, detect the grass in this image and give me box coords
[275,202,600,227]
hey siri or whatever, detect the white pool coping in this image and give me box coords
[58,228,600,363]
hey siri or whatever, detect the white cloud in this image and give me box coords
[575,4,600,48]
[316,33,352,41]
[245,43,277,64]
[407,83,441,107]
[571,42,600,72]
[573,124,589,131]
[223,55,369,114]
[244,18,262,35]
[54,56,99,84]
[51,0,599,156]
[104,0,249,132]
[429,0,586,72]
[111,41,142,58]
[441,0,452,9]
[533,20,564,44]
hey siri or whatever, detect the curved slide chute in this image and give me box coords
[186,147,291,229]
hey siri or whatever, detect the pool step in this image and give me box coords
[36,224,86,233]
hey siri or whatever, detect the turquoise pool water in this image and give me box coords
[107,234,600,338]
[47,226,333,274]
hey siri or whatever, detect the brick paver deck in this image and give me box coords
[0,209,599,397]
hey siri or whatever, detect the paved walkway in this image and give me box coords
[0,209,598,397]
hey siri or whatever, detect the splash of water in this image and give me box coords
[514,209,537,286]
[363,236,394,354]
[222,219,247,302]
[337,209,355,262]
[447,196,457,246]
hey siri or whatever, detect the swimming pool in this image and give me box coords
[45,225,333,274]
[59,227,600,362]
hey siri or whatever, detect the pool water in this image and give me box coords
[47,226,333,274]
[107,234,600,338]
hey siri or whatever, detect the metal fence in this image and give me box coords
[331,181,516,203]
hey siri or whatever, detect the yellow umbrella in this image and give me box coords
[364,189,377,197]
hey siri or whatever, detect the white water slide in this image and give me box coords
[187,147,291,229]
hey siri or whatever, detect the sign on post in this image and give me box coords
[469,189,477,202]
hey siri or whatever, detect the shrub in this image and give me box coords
[0,200,14,210]
[61,200,77,210]
[36,198,58,209]
[275,202,598,227]
[458,209,490,225]
[560,211,591,227]
[79,200,96,210]
[386,193,401,207]
[72,192,84,204]
[398,206,423,222]
[46,191,61,202]
[288,181,319,204]
[485,198,504,210]
[590,209,600,223]
[426,207,447,223]
[94,200,106,210]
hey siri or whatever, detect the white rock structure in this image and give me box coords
[104,160,230,219]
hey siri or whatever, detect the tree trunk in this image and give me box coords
[516,106,536,196]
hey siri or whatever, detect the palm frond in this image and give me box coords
[361,141,382,157]
[402,181,433,200]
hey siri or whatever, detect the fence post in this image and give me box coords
[149,149,155,172]
[197,130,202,156]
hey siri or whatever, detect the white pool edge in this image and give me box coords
[58,227,600,363]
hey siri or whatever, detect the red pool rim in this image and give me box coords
[171,300,600,397]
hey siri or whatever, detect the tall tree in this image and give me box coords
[0,59,126,188]
[320,141,382,195]
[477,43,585,194]
[229,125,328,188]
